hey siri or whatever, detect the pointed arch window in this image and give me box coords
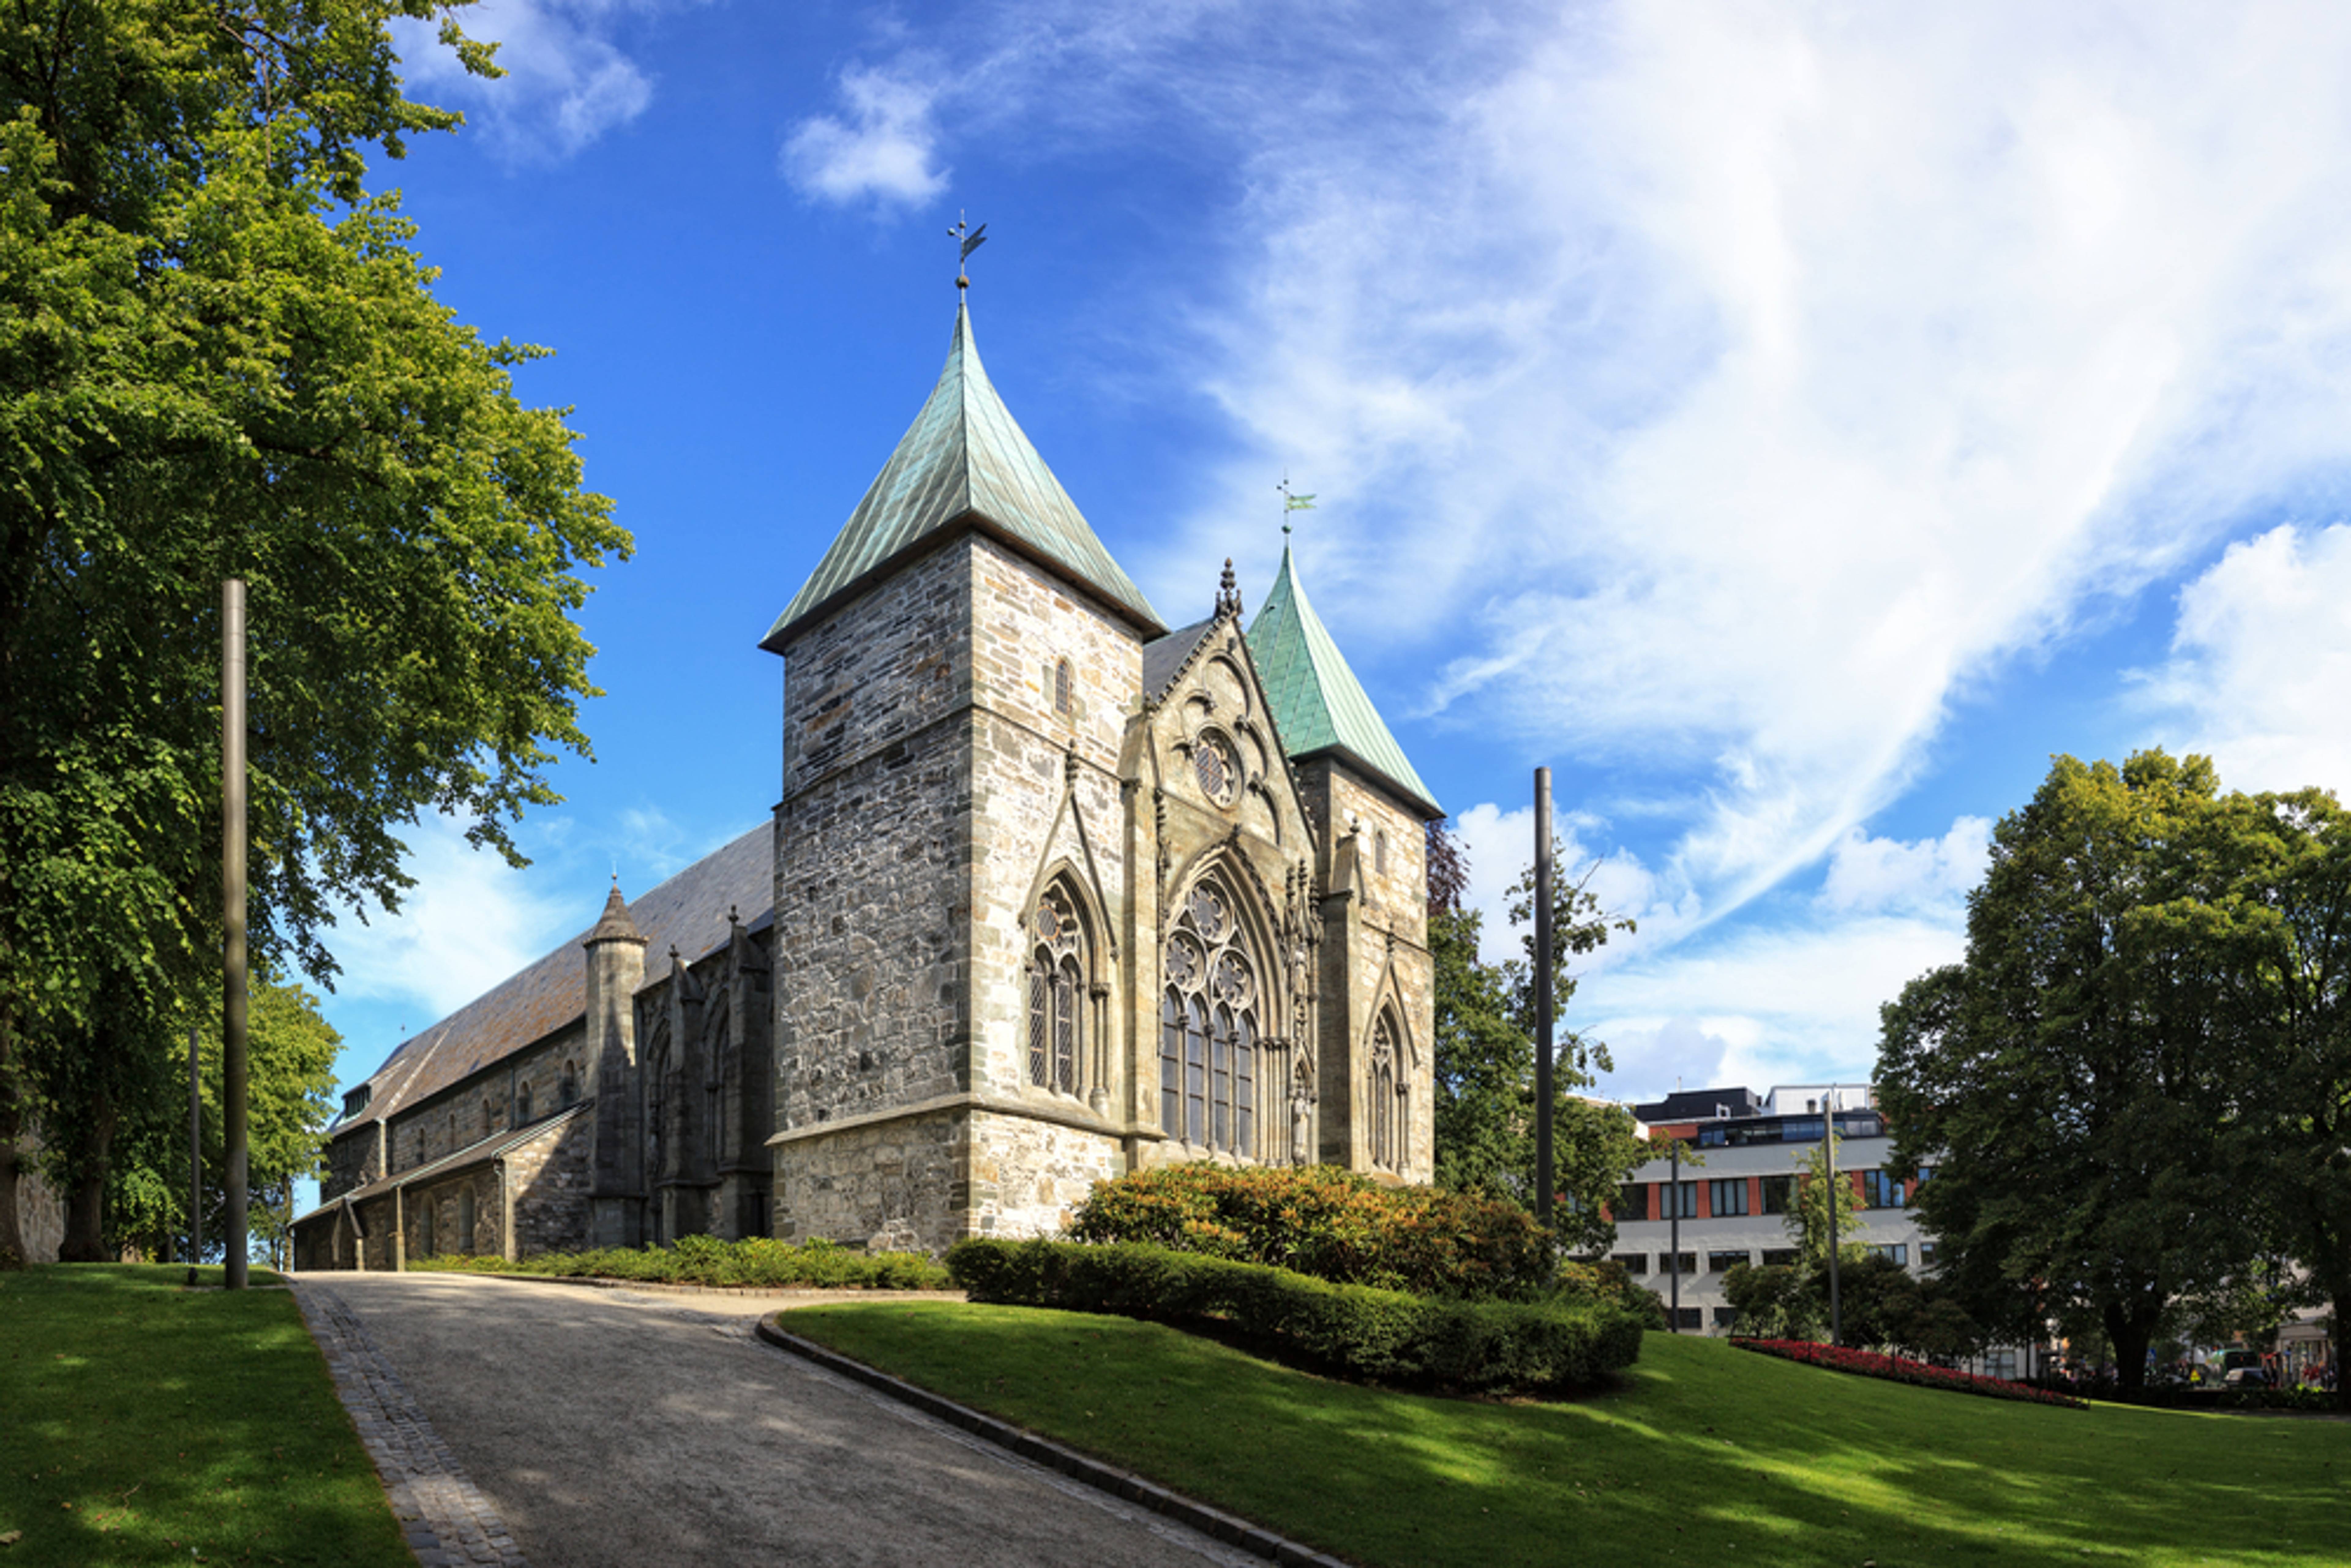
[1054,658,1074,716]
[1027,881,1091,1097]
[560,1060,580,1107]
[1369,1013,1405,1172]
[1161,876,1262,1158]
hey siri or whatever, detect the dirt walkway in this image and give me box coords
[297,1272,1260,1568]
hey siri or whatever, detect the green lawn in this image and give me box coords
[0,1265,411,1567]
[782,1301,2349,1568]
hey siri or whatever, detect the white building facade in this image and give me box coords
[1610,1085,1955,1337]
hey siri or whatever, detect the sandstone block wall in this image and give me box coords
[967,1108,1121,1237]
[968,535,1141,1111]
[509,1117,592,1258]
[11,1128,63,1264]
[772,1110,963,1253]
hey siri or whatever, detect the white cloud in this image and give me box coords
[1820,818,1990,917]
[393,0,680,162]
[2138,522,2351,795]
[781,64,950,208]
[326,814,578,1019]
[1580,907,1971,1102]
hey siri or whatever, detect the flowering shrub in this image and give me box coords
[1731,1338,2087,1409]
[1067,1163,1552,1300]
[408,1234,950,1290]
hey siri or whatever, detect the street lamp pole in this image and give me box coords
[1533,769,1554,1229]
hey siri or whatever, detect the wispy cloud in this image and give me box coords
[393,0,697,163]
[1179,1,2351,923]
[326,814,579,1019]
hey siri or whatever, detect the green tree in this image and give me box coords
[1785,1135,1868,1268]
[0,0,626,1257]
[99,978,340,1267]
[1426,822,1648,1255]
[2192,787,2351,1409]
[1877,753,2257,1394]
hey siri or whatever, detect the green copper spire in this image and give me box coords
[1247,544,1442,818]
[762,299,1165,651]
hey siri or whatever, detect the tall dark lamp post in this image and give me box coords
[222,579,249,1291]
[1533,769,1554,1229]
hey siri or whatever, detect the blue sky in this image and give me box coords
[309,0,2351,1122]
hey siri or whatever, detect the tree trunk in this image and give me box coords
[2104,1299,2159,1396]
[0,1023,26,1265]
[2335,1288,2350,1415]
[55,1085,115,1262]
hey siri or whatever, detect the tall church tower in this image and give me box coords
[760,295,1167,1250]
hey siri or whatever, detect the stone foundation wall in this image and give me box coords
[771,1108,965,1253]
[967,1108,1121,1238]
[11,1128,63,1264]
[508,1117,591,1258]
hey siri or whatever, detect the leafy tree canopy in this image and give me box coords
[0,0,625,1259]
[1427,822,1647,1256]
[1877,752,2260,1394]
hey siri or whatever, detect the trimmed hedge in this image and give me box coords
[948,1236,1644,1394]
[1067,1162,1553,1300]
[407,1233,951,1290]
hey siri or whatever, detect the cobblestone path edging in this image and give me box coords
[754,1318,1351,1568]
[294,1282,530,1568]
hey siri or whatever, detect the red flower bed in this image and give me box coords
[1730,1338,2087,1409]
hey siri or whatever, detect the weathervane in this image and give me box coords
[950,211,988,290]
[1277,474,1316,537]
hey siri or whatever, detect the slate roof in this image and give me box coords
[328,823,774,1136]
[1247,545,1443,819]
[760,298,1166,650]
[1142,616,1216,702]
[317,1102,592,1215]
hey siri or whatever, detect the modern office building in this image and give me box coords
[1610,1083,1967,1345]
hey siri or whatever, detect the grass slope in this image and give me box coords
[0,1265,411,1567]
[783,1302,2349,1568]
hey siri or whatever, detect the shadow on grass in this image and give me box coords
[0,1264,411,1568]
[784,1302,2350,1568]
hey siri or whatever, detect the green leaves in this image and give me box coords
[0,0,623,1256]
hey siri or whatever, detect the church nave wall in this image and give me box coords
[965,1108,1121,1239]
[770,1108,962,1253]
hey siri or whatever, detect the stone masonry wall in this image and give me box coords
[381,1025,586,1180]
[771,1110,964,1253]
[968,1108,1122,1238]
[1310,764,1436,1183]
[774,540,978,1242]
[12,1127,63,1264]
[508,1116,592,1258]
[967,533,1142,1111]
[407,1168,502,1262]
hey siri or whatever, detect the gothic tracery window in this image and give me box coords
[1027,882,1088,1096]
[1192,732,1238,807]
[1369,1013,1405,1172]
[1160,877,1260,1158]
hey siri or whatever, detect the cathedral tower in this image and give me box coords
[760,297,1166,1249]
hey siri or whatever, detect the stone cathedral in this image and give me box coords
[292,295,1442,1271]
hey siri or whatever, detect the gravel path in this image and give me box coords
[295,1272,1263,1568]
